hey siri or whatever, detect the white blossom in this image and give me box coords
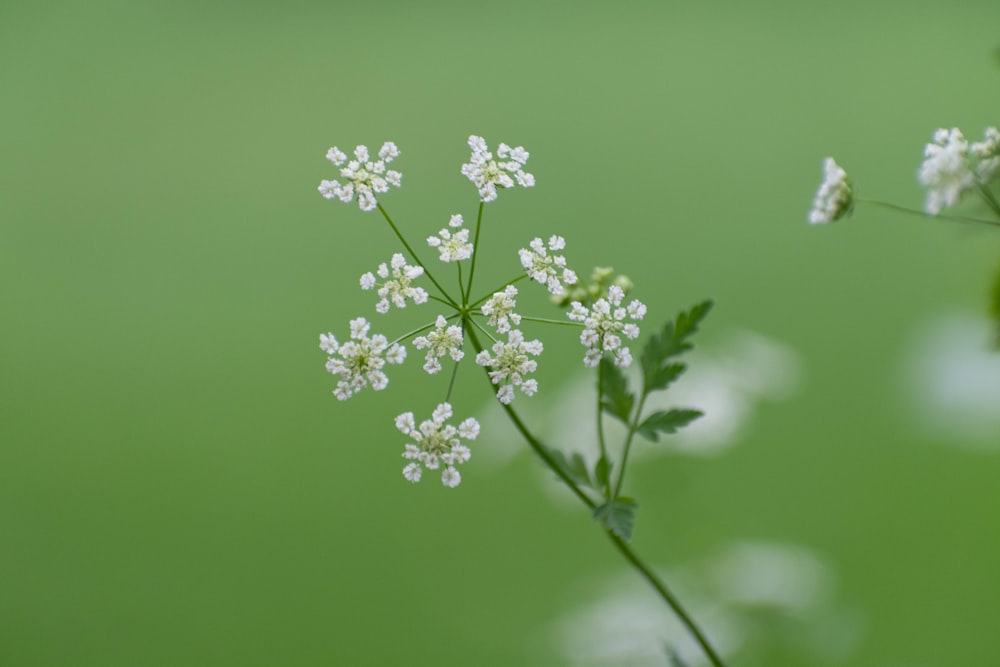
[568,285,645,369]
[318,141,402,212]
[460,135,535,203]
[971,126,1000,183]
[413,315,465,374]
[919,128,976,215]
[321,317,406,400]
[807,158,853,224]
[427,214,473,262]
[361,253,428,314]
[475,330,543,404]
[396,403,479,487]
[519,236,578,295]
[480,285,522,333]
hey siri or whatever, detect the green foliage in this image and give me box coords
[593,497,638,540]
[594,455,613,490]
[637,409,704,442]
[599,357,634,424]
[547,448,593,489]
[641,300,713,394]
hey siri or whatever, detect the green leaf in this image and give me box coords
[593,497,638,540]
[547,448,592,489]
[641,300,713,394]
[599,356,634,424]
[593,455,612,490]
[636,409,703,442]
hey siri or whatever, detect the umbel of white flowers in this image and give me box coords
[317,136,645,487]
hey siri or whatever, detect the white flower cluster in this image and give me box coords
[460,135,535,203]
[808,157,853,224]
[475,330,543,404]
[413,315,465,374]
[919,128,976,215]
[480,285,522,334]
[320,318,407,400]
[427,214,473,262]
[971,126,1000,182]
[318,142,402,212]
[568,285,646,368]
[918,127,1000,215]
[519,236,578,295]
[360,253,429,314]
[396,403,479,487]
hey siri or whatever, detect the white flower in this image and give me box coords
[396,402,479,487]
[413,315,465,374]
[460,135,535,203]
[480,285,522,333]
[971,126,1000,183]
[475,329,543,404]
[568,285,645,369]
[807,157,853,224]
[518,236,578,295]
[321,317,406,400]
[318,141,402,212]
[361,253,429,313]
[427,214,474,262]
[919,128,976,215]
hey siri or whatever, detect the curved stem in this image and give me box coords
[377,203,460,305]
[464,321,727,667]
[858,197,1000,227]
[608,534,727,667]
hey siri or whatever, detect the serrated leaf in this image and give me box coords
[547,448,592,489]
[641,300,713,394]
[636,408,703,442]
[593,497,638,540]
[599,356,634,424]
[593,455,613,490]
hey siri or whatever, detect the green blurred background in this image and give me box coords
[3,0,999,664]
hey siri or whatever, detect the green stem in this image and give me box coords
[377,203,460,305]
[612,392,648,499]
[457,262,468,305]
[976,184,1000,219]
[463,322,727,667]
[858,197,1000,227]
[469,274,529,309]
[596,359,610,497]
[465,202,486,297]
[518,316,582,327]
[445,357,460,403]
[607,534,727,667]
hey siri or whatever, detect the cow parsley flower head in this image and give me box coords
[360,253,429,314]
[413,315,465,374]
[475,329,543,404]
[427,214,473,262]
[568,285,646,368]
[318,141,402,212]
[321,317,406,400]
[460,135,535,203]
[919,128,976,215]
[519,236,578,295]
[481,285,522,334]
[971,126,1000,183]
[396,402,479,487]
[808,158,854,224]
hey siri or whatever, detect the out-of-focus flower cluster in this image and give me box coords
[808,157,853,224]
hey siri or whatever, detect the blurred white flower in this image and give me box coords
[808,157,853,224]
[898,312,1000,449]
